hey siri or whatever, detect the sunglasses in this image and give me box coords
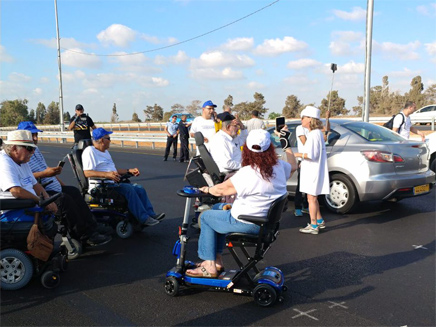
[23,146,35,152]
[103,137,111,141]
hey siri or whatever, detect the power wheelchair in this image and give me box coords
[67,139,139,240]
[0,194,68,290]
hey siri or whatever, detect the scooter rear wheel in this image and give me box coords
[116,221,133,239]
[253,284,277,307]
[164,276,179,297]
[0,249,34,291]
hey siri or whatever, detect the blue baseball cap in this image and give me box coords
[202,100,217,108]
[17,121,43,133]
[92,128,113,140]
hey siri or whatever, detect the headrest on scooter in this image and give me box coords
[183,186,200,194]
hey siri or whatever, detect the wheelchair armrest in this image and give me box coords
[238,215,268,224]
[0,199,37,210]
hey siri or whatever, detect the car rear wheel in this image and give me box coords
[324,174,358,214]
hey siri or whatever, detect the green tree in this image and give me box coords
[223,95,233,110]
[143,104,163,121]
[35,102,46,124]
[268,112,281,119]
[28,109,36,123]
[111,103,119,123]
[132,112,141,122]
[44,101,60,124]
[319,90,348,116]
[163,112,172,122]
[186,100,201,116]
[405,75,425,108]
[64,111,71,122]
[171,103,185,114]
[282,95,303,118]
[233,92,268,120]
[423,84,436,105]
[0,99,29,126]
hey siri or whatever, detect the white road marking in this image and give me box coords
[292,309,319,321]
[328,301,348,309]
[412,245,428,250]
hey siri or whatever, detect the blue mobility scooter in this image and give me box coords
[67,139,139,242]
[0,194,68,290]
[164,189,289,307]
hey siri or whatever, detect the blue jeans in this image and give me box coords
[111,183,156,224]
[198,207,260,261]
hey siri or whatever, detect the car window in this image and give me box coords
[326,130,340,146]
[344,121,405,142]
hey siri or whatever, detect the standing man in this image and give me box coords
[163,114,179,161]
[178,114,191,163]
[393,101,425,141]
[246,110,266,132]
[68,104,97,144]
[190,100,218,153]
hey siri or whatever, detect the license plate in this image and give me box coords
[414,184,430,195]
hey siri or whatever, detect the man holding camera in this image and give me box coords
[68,104,97,143]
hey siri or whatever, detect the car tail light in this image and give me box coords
[393,154,404,162]
[361,150,394,162]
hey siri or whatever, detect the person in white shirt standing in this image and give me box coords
[393,101,425,141]
[294,106,329,235]
[190,100,218,154]
[209,114,248,173]
[245,110,266,132]
[294,122,309,217]
[163,114,179,161]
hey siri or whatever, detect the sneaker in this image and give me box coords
[87,232,112,246]
[151,213,165,221]
[142,217,160,228]
[301,207,309,214]
[294,209,303,217]
[317,220,326,229]
[299,224,319,235]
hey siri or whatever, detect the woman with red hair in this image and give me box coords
[186,129,297,278]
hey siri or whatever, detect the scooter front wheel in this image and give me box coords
[164,276,179,297]
[253,284,277,307]
[116,221,133,239]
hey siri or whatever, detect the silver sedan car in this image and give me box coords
[269,119,435,214]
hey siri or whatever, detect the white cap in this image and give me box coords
[4,130,36,148]
[246,129,271,153]
[300,106,320,119]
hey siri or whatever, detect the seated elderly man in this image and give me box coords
[209,114,248,173]
[0,130,58,214]
[17,121,111,246]
[81,128,165,228]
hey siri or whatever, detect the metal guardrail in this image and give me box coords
[0,117,434,149]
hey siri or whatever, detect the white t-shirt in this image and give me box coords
[82,146,117,190]
[0,150,37,198]
[230,160,291,221]
[393,112,411,139]
[246,118,266,132]
[296,125,309,154]
[209,129,248,173]
[300,129,330,196]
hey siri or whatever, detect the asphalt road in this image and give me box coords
[1,143,435,326]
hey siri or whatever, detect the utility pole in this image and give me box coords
[54,0,65,132]
[363,0,374,122]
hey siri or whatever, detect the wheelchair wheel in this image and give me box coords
[164,276,179,297]
[62,238,82,260]
[41,270,60,289]
[253,284,277,307]
[116,221,133,239]
[1,249,34,291]
[60,254,69,272]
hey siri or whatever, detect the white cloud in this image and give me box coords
[221,37,254,51]
[0,45,13,62]
[151,77,169,87]
[191,51,255,68]
[83,73,122,89]
[287,59,321,69]
[110,52,148,65]
[373,41,421,60]
[9,72,31,83]
[254,36,307,56]
[154,50,189,65]
[62,48,102,68]
[32,37,95,50]
[33,88,43,95]
[247,81,264,89]
[332,7,366,21]
[417,4,436,17]
[425,41,436,56]
[190,67,244,80]
[97,24,136,47]
[139,34,178,45]
[63,70,86,82]
[389,68,420,78]
[340,61,365,74]
[329,31,364,56]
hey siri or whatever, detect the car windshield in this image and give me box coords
[343,121,405,142]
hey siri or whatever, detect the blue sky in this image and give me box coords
[1,0,435,121]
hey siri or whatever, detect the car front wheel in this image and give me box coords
[324,174,358,214]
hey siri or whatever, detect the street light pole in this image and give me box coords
[363,0,374,122]
[54,0,65,132]
[327,63,337,113]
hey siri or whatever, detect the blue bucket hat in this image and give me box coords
[92,128,113,140]
[202,100,217,108]
[17,121,43,133]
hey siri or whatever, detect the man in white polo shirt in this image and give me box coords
[190,100,218,154]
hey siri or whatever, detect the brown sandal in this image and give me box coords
[186,266,218,278]
[195,262,225,273]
